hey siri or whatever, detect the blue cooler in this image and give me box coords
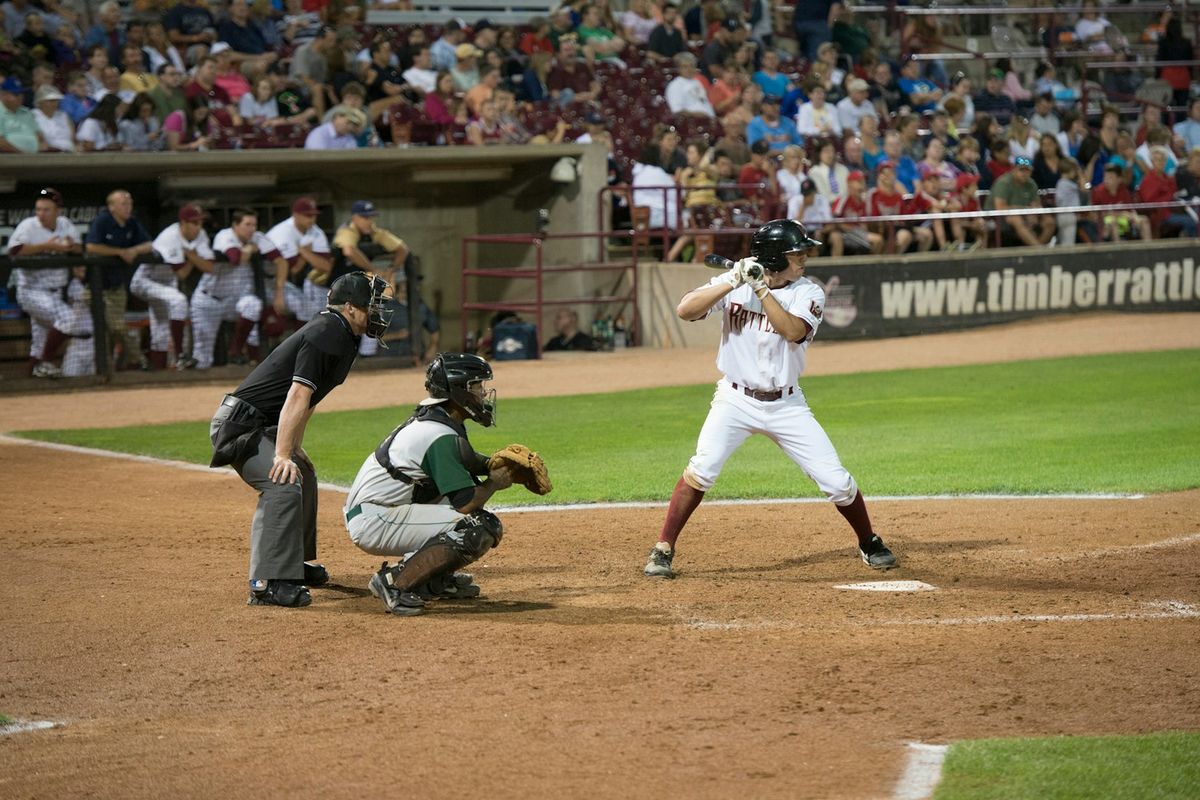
[491,320,538,360]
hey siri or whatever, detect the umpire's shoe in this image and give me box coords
[644,542,676,578]
[368,562,426,616]
[859,535,898,570]
[248,579,312,607]
[303,562,330,587]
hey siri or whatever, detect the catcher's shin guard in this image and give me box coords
[389,511,503,592]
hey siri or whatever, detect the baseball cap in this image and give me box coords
[35,85,64,102]
[751,138,771,155]
[0,75,24,93]
[847,78,869,93]
[210,41,232,56]
[178,204,207,223]
[722,16,741,31]
[955,173,979,191]
[875,159,895,172]
[800,178,817,195]
[292,196,319,216]
[847,170,866,182]
[473,18,495,33]
[584,109,605,125]
[988,68,1004,80]
[761,94,781,105]
[1014,155,1033,169]
[38,187,64,206]
[351,199,379,216]
[455,42,482,59]
[1103,161,1123,174]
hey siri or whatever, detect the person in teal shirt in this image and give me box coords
[0,76,42,153]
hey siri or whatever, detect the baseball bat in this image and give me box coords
[704,253,763,279]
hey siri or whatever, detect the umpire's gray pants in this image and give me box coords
[210,410,318,582]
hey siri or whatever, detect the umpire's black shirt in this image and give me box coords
[232,309,360,425]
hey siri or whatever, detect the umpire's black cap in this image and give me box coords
[328,272,373,308]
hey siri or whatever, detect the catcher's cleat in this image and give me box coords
[247,579,312,607]
[415,571,481,600]
[859,535,898,570]
[644,542,676,578]
[303,562,330,587]
[367,562,426,616]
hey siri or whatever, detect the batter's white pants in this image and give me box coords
[687,380,858,505]
[190,289,257,369]
[236,283,306,323]
[130,266,189,352]
[345,501,464,558]
[18,287,75,359]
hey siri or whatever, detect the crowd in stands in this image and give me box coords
[1,1,1199,252]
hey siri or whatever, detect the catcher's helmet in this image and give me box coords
[328,271,393,342]
[426,352,497,427]
[750,219,822,272]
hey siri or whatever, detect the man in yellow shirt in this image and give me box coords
[330,200,411,356]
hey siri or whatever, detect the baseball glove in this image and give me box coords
[488,443,552,495]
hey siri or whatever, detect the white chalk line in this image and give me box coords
[1041,532,1200,560]
[0,434,1150,511]
[893,743,950,800]
[0,720,62,736]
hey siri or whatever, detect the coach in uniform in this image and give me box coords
[210,271,393,608]
[267,196,333,324]
[344,352,513,616]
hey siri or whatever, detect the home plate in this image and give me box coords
[834,580,937,592]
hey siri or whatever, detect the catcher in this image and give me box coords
[343,352,551,616]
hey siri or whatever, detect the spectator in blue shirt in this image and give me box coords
[431,19,464,72]
[1173,98,1200,151]
[746,95,803,154]
[882,130,920,192]
[217,0,279,76]
[752,49,791,98]
[82,0,125,66]
[60,71,96,124]
[896,56,941,114]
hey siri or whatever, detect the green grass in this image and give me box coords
[0,713,11,725]
[933,731,1200,800]
[18,350,1200,503]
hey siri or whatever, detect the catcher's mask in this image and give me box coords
[750,219,822,272]
[426,352,497,427]
[328,271,394,343]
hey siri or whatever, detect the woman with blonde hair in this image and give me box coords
[776,144,807,201]
[1007,115,1039,162]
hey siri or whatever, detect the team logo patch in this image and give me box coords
[809,300,823,319]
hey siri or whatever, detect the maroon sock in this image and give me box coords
[169,319,185,357]
[836,491,875,547]
[148,350,168,370]
[230,318,255,356]
[41,328,68,362]
[659,476,704,548]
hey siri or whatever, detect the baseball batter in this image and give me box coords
[266,197,333,324]
[344,353,513,616]
[136,204,213,370]
[194,209,280,369]
[7,188,86,378]
[644,219,897,578]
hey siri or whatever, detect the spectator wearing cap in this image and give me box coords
[795,80,841,139]
[165,0,218,66]
[792,0,841,64]
[290,24,338,117]
[402,45,438,95]
[217,0,278,77]
[911,165,950,250]
[974,68,1015,124]
[738,138,780,204]
[786,177,834,240]
[700,17,745,80]
[0,76,42,153]
[986,155,1056,247]
[836,77,876,136]
[33,84,74,152]
[948,172,987,250]
[897,56,941,114]
[431,19,465,72]
[304,106,358,149]
[135,204,211,370]
[829,169,883,256]
[747,93,802,155]
[575,108,611,151]
[578,3,627,65]
[265,196,332,323]
[332,199,409,357]
[647,0,685,61]
[211,43,253,103]
[865,161,918,253]
[547,34,599,107]
[665,52,715,118]
[451,42,483,92]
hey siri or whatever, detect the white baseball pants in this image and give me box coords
[130,266,189,352]
[346,502,465,558]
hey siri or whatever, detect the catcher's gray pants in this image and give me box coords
[210,410,317,582]
[345,502,464,558]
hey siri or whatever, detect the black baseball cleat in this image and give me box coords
[367,562,426,616]
[859,535,898,570]
[415,571,481,600]
[247,579,312,607]
[643,542,676,578]
[303,562,330,587]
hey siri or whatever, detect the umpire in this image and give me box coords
[210,271,393,607]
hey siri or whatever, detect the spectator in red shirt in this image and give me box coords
[987,138,1013,183]
[519,16,555,56]
[1093,162,1152,241]
[949,173,987,250]
[547,34,599,106]
[829,170,883,256]
[912,165,949,249]
[737,138,780,208]
[866,160,917,252]
[185,54,242,125]
[1137,146,1197,236]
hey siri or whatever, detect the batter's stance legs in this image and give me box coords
[644,472,705,578]
[837,490,897,569]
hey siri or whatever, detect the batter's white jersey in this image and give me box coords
[205,228,274,299]
[709,276,826,390]
[265,217,330,266]
[7,215,80,291]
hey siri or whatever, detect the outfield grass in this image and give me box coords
[18,350,1200,503]
[0,713,11,725]
[933,731,1200,800]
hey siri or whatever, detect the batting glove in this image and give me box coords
[710,266,744,291]
[748,273,770,300]
[734,257,764,283]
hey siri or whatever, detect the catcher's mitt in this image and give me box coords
[488,443,552,495]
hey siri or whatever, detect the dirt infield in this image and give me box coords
[2,312,1199,799]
